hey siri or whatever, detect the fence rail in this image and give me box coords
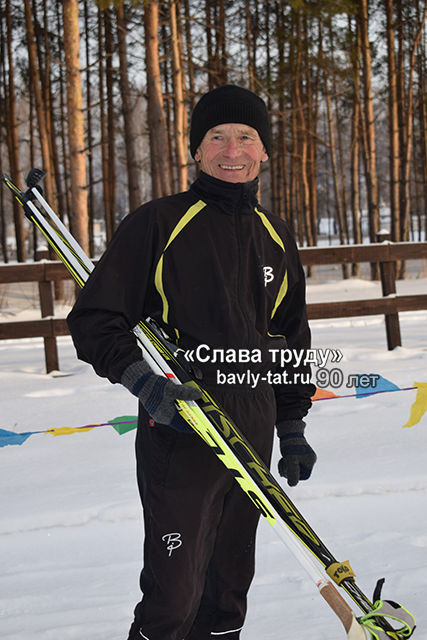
[300,241,427,264]
[1,241,427,372]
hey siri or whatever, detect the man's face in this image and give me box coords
[194,123,268,183]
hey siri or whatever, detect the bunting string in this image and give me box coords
[1,377,427,448]
[0,416,138,448]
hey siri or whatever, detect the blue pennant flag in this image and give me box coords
[355,374,400,398]
[0,429,34,448]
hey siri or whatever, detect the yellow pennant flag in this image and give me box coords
[47,426,95,437]
[402,382,427,428]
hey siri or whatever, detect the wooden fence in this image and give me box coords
[0,241,426,372]
[301,240,427,353]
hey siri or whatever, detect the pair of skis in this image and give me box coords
[2,170,416,640]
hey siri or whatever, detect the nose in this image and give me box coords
[223,136,240,157]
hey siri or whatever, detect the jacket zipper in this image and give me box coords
[235,207,253,346]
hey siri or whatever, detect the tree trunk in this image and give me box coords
[396,0,405,244]
[417,9,427,244]
[305,13,319,249]
[144,0,172,198]
[32,0,55,180]
[160,17,176,190]
[0,10,7,261]
[6,0,26,261]
[0,72,8,261]
[276,2,290,223]
[385,0,400,242]
[358,0,380,277]
[182,0,195,111]
[216,0,227,85]
[205,0,227,87]
[245,0,256,90]
[349,15,362,275]
[399,6,426,245]
[24,0,56,209]
[116,2,142,211]
[205,0,215,90]
[169,0,188,192]
[294,10,313,247]
[104,9,117,239]
[324,68,349,278]
[83,0,94,255]
[98,8,110,244]
[63,0,89,254]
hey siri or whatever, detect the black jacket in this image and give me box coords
[67,171,314,421]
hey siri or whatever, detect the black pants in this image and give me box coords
[130,384,276,640]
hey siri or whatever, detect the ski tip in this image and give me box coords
[1,174,25,202]
[1,172,13,185]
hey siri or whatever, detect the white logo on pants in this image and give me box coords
[162,532,182,556]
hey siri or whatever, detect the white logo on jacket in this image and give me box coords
[263,266,274,286]
[162,532,182,556]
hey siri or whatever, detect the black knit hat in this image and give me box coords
[190,85,271,158]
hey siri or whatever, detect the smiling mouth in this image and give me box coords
[219,164,245,170]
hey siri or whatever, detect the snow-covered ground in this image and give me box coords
[1,277,426,639]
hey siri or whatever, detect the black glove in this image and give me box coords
[276,419,316,486]
[121,360,202,433]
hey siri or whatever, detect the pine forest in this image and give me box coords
[0,0,426,267]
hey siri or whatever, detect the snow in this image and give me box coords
[1,277,427,639]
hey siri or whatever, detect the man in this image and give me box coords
[67,85,316,640]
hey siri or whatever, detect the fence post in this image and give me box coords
[376,231,402,350]
[37,251,59,372]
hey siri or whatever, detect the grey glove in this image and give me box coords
[276,419,317,486]
[121,360,202,433]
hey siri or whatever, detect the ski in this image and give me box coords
[2,170,416,640]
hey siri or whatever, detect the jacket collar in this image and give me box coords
[190,171,259,216]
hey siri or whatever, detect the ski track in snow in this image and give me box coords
[1,278,427,639]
